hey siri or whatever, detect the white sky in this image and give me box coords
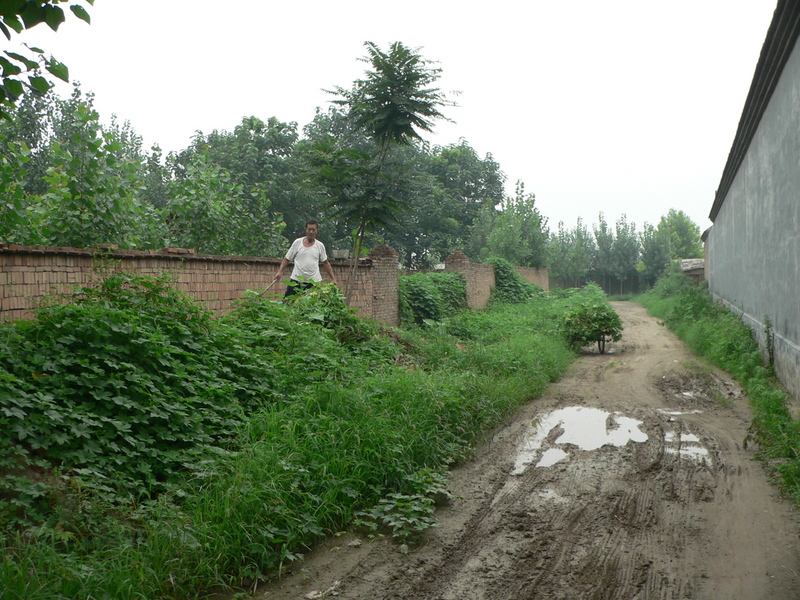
[19,0,778,234]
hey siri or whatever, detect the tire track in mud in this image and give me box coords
[391,411,715,599]
[250,302,800,600]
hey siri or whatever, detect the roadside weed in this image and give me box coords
[639,274,800,504]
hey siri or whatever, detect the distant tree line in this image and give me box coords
[547,209,703,294]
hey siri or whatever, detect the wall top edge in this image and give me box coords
[0,243,370,265]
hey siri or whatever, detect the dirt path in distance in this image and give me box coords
[251,302,800,600]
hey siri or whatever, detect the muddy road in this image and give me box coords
[253,302,800,600]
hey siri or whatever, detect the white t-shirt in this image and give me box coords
[285,237,328,282]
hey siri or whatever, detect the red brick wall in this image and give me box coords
[0,244,541,324]
[514,266,550,290]
[444,250,496,309]
[368,245,400,325]
[0,244,399,325]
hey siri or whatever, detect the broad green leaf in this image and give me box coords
[0,57,22,77]
[20,4,47,29]
[44,5,66,31]
[5,51,38,70]
[4,78,23,99]
[70,4,91,23]
[29,76,51,94]
[45,59,68,82]
[3,15,23,35]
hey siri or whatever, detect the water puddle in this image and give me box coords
[512,407,648,475]
[664,429,712,465]
[657,409,703,416]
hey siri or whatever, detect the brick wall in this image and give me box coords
[368,245,400,325]
[0,244,399,325]
[514,266,550,290]
[444,250,496,309]
[0,244,543,325]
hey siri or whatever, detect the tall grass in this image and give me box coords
[0,279,583,599]
[639,272,800,502]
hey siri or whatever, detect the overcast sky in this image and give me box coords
[21,0,778,234]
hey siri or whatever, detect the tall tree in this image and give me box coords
[658,208,703,259]
[484,181,548,267]
[381,140,506,267]
[331,41,451,164]
[326,41,451,290]
[548,219,595,288]
[170,116,302,240]
[592,213,614,291]
[639,222,671,288]
[611,215,640,294]
[163,150,284,256]
[426,140,504,227]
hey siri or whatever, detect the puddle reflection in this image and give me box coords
[513,407,648,475]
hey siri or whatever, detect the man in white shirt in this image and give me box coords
[273,220,338,297]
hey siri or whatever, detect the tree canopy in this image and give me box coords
[0,0,93,118]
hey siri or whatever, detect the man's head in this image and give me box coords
[304,220,319,241]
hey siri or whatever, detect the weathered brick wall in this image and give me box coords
[0,244,397,324]
[368,245,400,325]
[514,266,550,290]
[445,250,495,309]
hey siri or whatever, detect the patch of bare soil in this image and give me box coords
[250,302,800,600]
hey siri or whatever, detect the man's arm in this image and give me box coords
[322,260,338,286]
[273,257,291,281]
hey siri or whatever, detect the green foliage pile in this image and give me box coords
[639,273,800,503]
[0,274,276,526]
[399,271,466,325]
[488,257,544,304]
[0,272,585,599]
[561,283,623,354]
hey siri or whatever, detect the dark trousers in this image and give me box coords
[284,279,314,298]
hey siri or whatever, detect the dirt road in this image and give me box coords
[253,302,800,600]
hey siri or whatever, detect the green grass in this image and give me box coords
[0,276,597,599]
[638,273,800,503]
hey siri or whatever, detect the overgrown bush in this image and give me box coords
[488,257,544,304]
[399,271,466,325]
[285,282,373,345]
[560,283,622,353]
[0,274,280,528]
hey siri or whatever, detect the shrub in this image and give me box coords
[0,274,283,528]
[286,282,373,345]
[561,283,623,353]
[488,257,543,304]
[399,272,466,325]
